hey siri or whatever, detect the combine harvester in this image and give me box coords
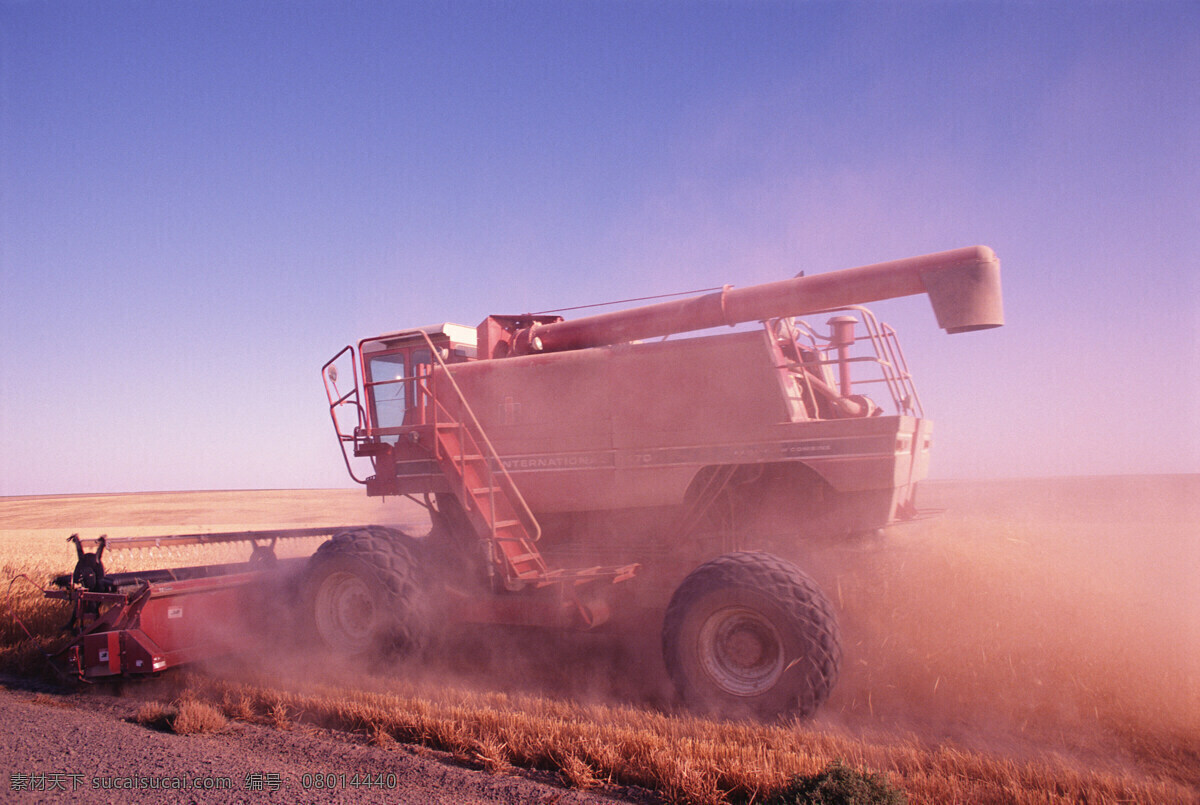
[48,246,1002,719]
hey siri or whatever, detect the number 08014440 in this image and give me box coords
[300,773,397,789]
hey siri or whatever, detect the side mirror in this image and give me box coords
[327,365,338,383]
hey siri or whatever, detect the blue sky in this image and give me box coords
[1,1,1197,495]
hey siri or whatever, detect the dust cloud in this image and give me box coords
[343,475,1198,785]
[73,480,1195,787]
[802,476,1199,779]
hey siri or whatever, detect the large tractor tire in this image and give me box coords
[662,551,841,720]
[301,526,430,662]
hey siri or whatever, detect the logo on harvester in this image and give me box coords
[503,453,606,470]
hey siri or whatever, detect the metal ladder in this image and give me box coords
[415,332,638,592]
[430,420,549,586]
[415,333,548,589]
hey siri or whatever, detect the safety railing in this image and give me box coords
[775,306,923,418]
[321,345,370,484]
[413,331,542,545]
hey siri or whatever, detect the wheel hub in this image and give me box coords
[314,571,378,650]
[697,606,785,697]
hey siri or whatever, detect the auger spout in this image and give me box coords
[511,245,1002,355]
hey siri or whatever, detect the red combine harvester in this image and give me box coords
[49,246,1002,719]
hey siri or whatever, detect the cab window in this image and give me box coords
[366,353,407,434]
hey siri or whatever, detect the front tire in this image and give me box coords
[662,551,841,720]
[302,526,429,661]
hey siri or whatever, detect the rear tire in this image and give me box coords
[662,551,841,720]
[302,526,429,661]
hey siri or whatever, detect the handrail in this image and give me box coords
[844,305,923,417]
[772,306,923,419]
[415,331,542,543]
[772,316,818,419]
[321,345,369,484]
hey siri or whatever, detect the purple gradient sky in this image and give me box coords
[1,2,1197,495]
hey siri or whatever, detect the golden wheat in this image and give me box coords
[149,670,1194,805]
[2,484,1197,804]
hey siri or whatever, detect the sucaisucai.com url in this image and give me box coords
[8,773,233,791]
[92,775,233,790]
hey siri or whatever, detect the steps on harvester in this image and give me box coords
[432,422,548,584]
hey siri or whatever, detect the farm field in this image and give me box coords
[2,476,1198,803]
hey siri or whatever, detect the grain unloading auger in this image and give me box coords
[49,246,1001,720]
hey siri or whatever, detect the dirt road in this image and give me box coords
[0,681,646,804]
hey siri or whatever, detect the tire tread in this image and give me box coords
[662,551,841,719]
[305,526,428,656]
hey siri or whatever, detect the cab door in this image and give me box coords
[363,344,437,439]
[363,350,408,443]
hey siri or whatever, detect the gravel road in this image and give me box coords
[0,681,651,805]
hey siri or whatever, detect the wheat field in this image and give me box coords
[2,479,1197,803]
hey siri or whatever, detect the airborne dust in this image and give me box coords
[34,478,1195,790]
[197,476,1200,789]
[812,476,1199,776]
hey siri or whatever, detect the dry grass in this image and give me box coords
[157,670,1194,804]
[559,752,601,790]
[134,700,177,731]
[368,723,398,749]
[134,699,227,734]
[220,692,255,721]
[1,560,73,678]
[3,560,70,645]
[172,699,229,734]
[2,483,1197,804]
[266,699,292,730]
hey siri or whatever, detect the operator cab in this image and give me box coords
[359,323,477,442]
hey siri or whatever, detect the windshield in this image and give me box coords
[366,353,407,434]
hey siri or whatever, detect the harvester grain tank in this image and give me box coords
[49,246,1002,720]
